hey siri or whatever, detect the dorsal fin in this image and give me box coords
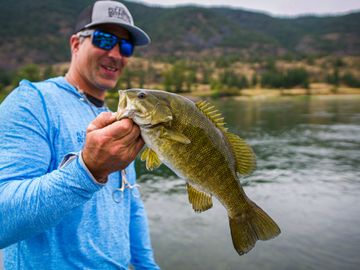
[225,132,256,176]
[196,100,256,176]
[195,100,228,132]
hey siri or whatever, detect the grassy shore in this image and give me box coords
[181,82,360,99]
[2,82,360,104]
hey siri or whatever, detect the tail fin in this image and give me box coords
[229,201,281,255]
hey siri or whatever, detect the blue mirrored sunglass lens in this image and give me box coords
[93,31,117,50]
[120,40,134,57]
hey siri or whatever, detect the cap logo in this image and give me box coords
[108,7,131,24]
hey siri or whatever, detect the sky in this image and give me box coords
[130,0,360,16]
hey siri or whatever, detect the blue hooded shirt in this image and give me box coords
[0,77,160,270]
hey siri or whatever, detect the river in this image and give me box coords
[141,95,360,270]
[1,95,360,269]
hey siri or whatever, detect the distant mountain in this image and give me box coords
[0,0,359,69]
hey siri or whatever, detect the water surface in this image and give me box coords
[139,95,360,270]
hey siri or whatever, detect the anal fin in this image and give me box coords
[186,183,213,213]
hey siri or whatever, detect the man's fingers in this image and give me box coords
[133,136,145,154]
[100,118,138,140]
[82,114,145,180]
[87,112,116,133]
[125,136,145,161]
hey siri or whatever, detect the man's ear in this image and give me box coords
[69,35,81,54]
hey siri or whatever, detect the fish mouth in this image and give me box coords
[116,109,136,120]
[115,109,153,129]
[116,90,168,127]
[117,90,127,109]
[116,90,131,120]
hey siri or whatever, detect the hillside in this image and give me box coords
[0,0,359,70]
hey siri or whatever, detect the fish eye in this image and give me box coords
[137,92,147,99]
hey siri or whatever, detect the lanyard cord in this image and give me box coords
[77,89,108,116]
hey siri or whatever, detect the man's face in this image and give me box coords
[73,24,130,92]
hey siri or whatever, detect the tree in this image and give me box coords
[342,72,360,87]
[326,67,340,87]
[163,71,173,92]
[43,65,56,79]
[239,75,249,89]
[12,64,41,87]
[284,68,309,88]
[185,69,197,92]
[200,65,213,84]
[138,70,146,88]
[251,73,258,88]
[123,69,133,89]
[261,67,309,89]
[210,78,223,98]
[261,70,284,88]
[0,69,13,90]
[162,61,187,93]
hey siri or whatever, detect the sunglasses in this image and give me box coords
[78,29,134,57]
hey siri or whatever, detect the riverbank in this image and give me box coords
[180,83,360,100]
[240,85,360,97]
[2,83,360,104]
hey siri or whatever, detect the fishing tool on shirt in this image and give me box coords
[112,170,141,203]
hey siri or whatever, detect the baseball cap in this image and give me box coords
[74,0,150,46]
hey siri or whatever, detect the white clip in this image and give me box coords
[112,170,141,203]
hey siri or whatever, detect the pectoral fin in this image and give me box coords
[160,128,191,144]
[186,183,213,213]
[140,147,162,171]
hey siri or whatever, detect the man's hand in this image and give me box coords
[82,112,144,183]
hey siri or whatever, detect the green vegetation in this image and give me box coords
[210,69,249,97]
[342,72,360,87]
[0,0,359,101]
[162,61,198,93]
[12,64,42,86]
[0,0,359,71]
[261,68,309,89]
[1,55,359,103]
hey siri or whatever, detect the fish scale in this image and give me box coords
[153,100,235,195]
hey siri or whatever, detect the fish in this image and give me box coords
[115,89,281,255]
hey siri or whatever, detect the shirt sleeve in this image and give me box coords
[128,167,160,270]
[0,85,103,249]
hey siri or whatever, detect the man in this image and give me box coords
[0,1,160,269]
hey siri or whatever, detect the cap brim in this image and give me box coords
[85,21,151,46]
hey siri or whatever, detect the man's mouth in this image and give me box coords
[102,65,118,72]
